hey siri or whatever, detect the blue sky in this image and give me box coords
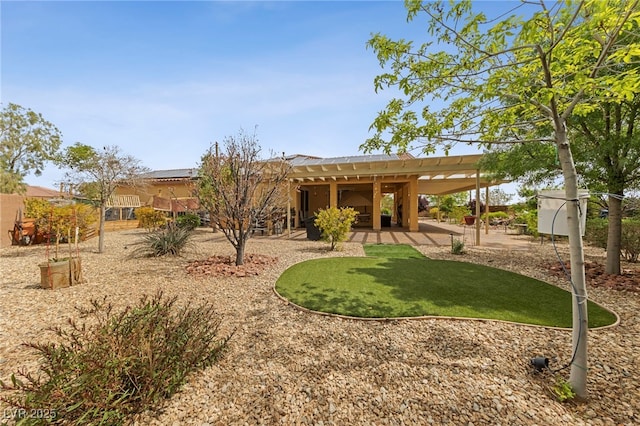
[2,0,519,197]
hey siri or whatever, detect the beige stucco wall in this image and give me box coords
[0,194,26,248]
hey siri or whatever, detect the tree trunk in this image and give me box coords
[605,192,623,274]
[235,240,245,266]
[556,125,589,399]
[98,203,106,254]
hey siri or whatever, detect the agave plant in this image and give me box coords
[130,222,195,257]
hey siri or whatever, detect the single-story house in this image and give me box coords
[114,152,503,244]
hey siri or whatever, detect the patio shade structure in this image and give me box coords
[339,191,373,207]
[286,153,508,245]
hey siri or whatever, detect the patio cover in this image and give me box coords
[288,154,504,195]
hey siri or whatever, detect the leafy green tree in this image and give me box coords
[58,143,149,253]
[362,0,640,397]
[481,84,640,275]
[0,103,62,193]
[315,207,358,251]
[197,129,290,266]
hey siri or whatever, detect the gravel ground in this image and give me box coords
[0,228,638,425]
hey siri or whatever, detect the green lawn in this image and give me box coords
[275,244,617,328]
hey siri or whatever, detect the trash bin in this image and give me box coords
[304,216,322,241]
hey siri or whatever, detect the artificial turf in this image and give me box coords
[274,244,617,328]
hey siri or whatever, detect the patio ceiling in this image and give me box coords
[288,154,505,196]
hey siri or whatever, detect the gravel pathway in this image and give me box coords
[0,228,638,425]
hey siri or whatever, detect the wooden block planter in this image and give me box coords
[39,257,83,290]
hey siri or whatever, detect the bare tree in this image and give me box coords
[197,129,290,266]
[59,143,149,253]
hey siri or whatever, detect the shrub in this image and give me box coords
[129,222,195,257]
[24,198,98,242]
[429,207,440,220]
[585,218,608,249]
[0,291,232,425]
[585,218,640,262]
[621,219,640,262]
[514,210,539,237]
[451,239,465,255]
[482,211,510,223]
[176,212,201,230]
[315,207,358,251]
[552,376,576,403]
[135,207,167,231]
[450,205,471,223]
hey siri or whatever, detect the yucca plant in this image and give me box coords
[130,222,195,257]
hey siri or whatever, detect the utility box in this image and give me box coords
[537,190,589,236]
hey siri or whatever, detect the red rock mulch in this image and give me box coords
[186,254,278,278]
[545,260,639,292]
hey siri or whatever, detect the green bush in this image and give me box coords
[315,207,358,251]
[429,207,440,220]
[621,219,640,262]
[451,239,465,255]
[482,211,510,223]
[135,207,167,231]
[585,218,609,249]
[0,291,232,425]
[130,222,195,257]
[585,218,640,262]
[450,205,471,223]
[176,213,201,230]
[24,198,98,242]
[514,210,539,237]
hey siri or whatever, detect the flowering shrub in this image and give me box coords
[315,207,358,251]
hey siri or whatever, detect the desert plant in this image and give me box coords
[135,206,167,231]
[176,212,201,230]
[0,291,232,425]
[129,222,195,257]
[315,206,358,251]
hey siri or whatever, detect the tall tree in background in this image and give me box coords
[0,103,62,193]
[58,143,149,253]
[571,97,640,273]
[362,0,640,397]
[197,129,290,266]
[481,68,640,276]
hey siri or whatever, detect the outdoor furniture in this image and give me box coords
[507,223,528,235]
[252,218,268,236]
[303,216,321,241]
[357,213,371,224]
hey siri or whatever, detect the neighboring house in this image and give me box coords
[113,168,199,217]
[115,153,501,236]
